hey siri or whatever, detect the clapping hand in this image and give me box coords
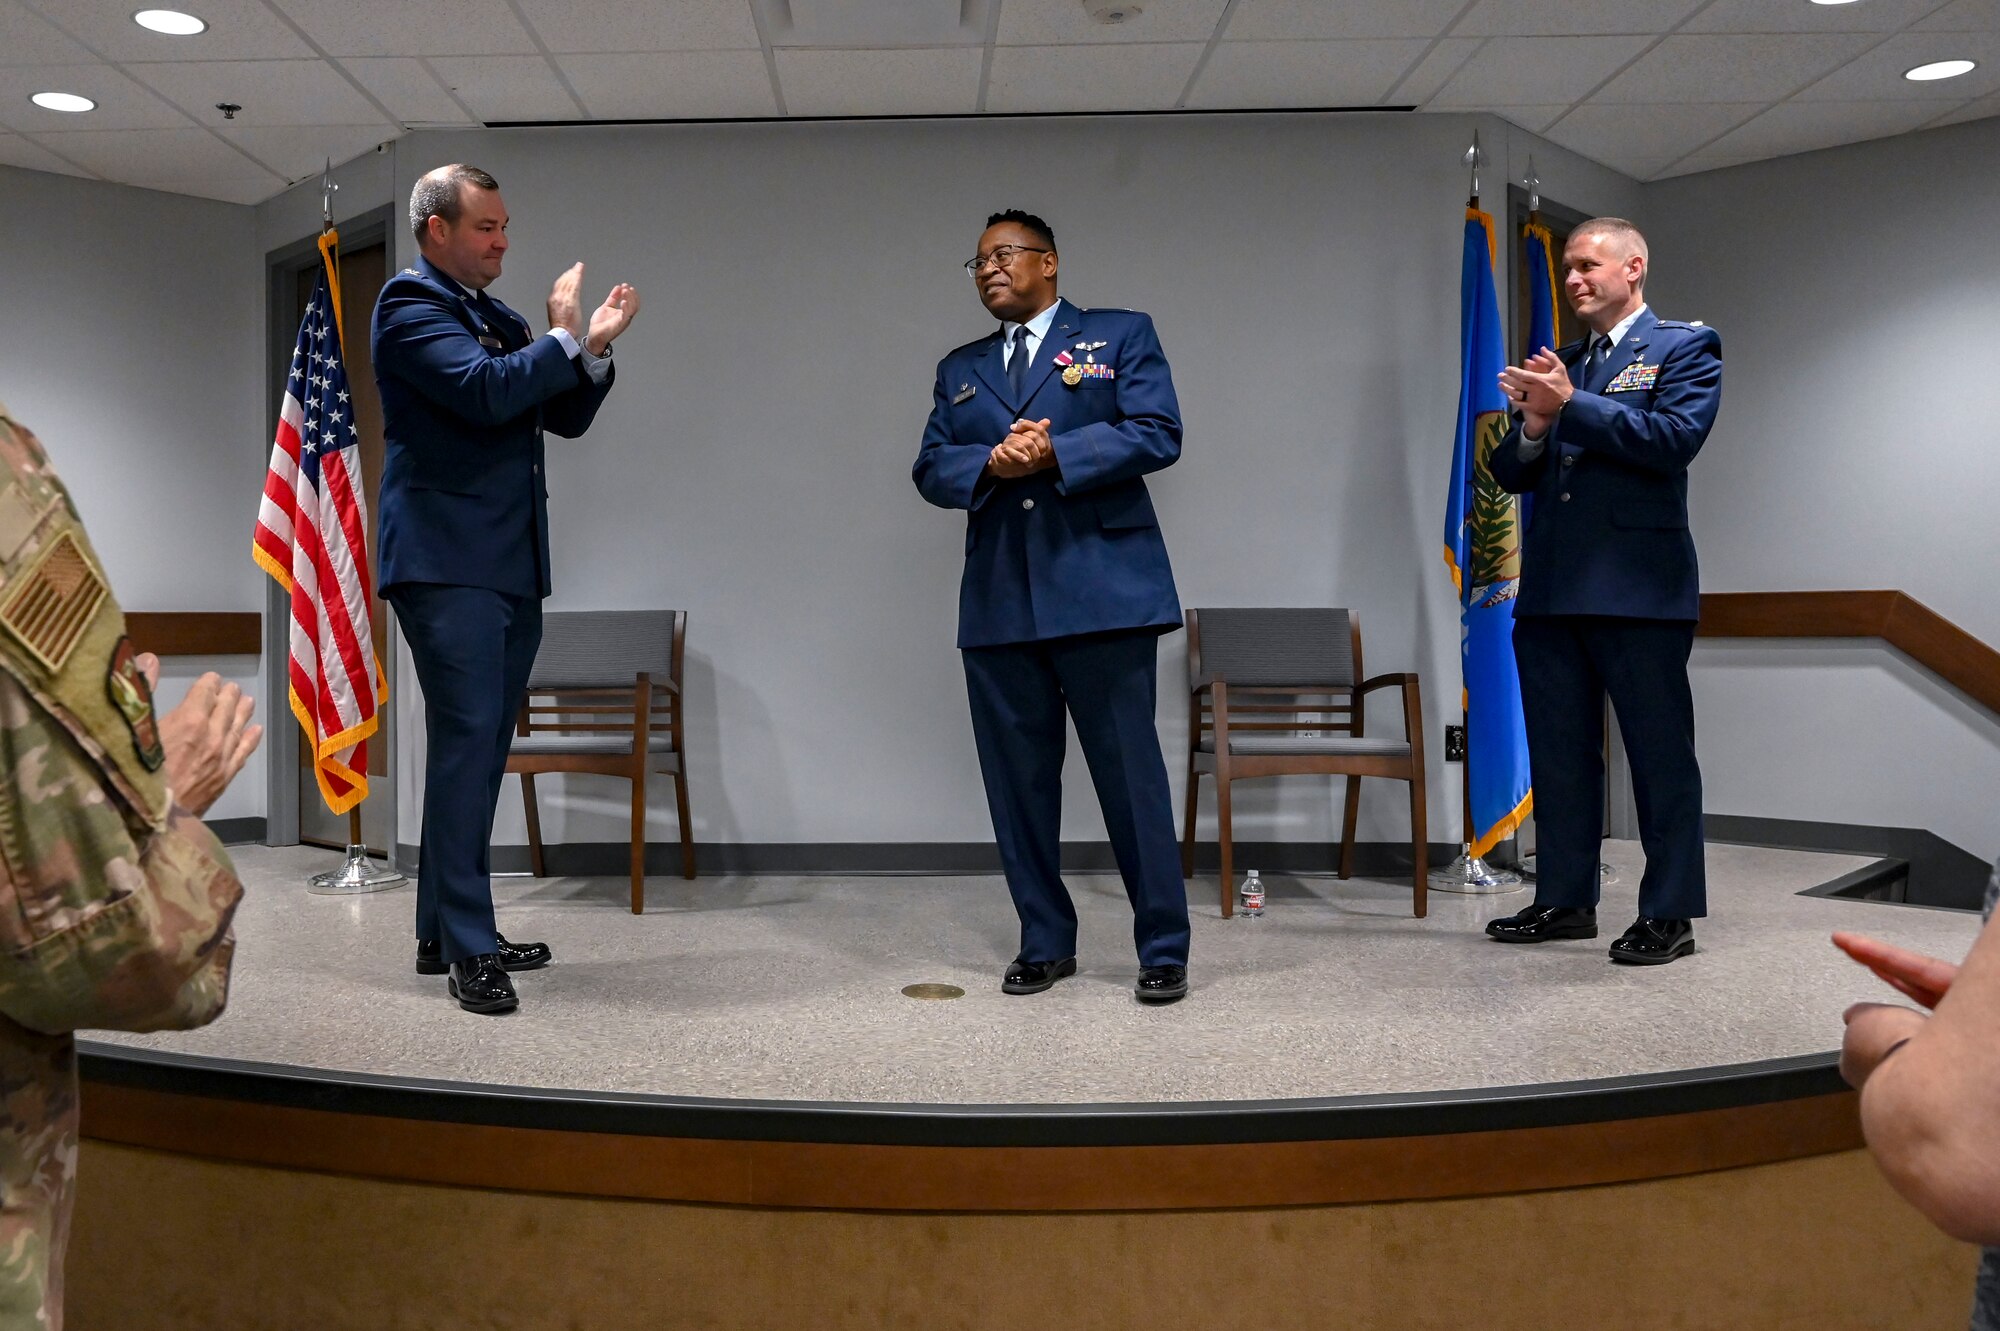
[1498,347,1573,437]
[1833,931,1960,1089]
[143,653,263,817]
[586,283,640,356]
[546,262,586,340]
[987,418,1053,478]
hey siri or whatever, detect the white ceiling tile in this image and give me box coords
[1492,104,1570,132]
[341,57,475,125]
[775,48,979,116]
[985,43,1206,112]
[1390,37,1481,103]
[1683,0,1945,33]
[1543,101,1763,172]
[558,51,776,119]
[1792,30,2000,100]
[130,58,392,126]
[1693,98,1965,161]
[1454,0,1703,37]
[1428,36,1651,107]
[267,0,539,57]
[133,175,280,202]
[1591,32,1879,103]
[1916,0,2000,31]
[29,124,271,177]
[0,1,92,65]
[1929,89,2000,125]
[0,62,189,131]
[425,55,581,121]
[0,129,91,174]
[512,0,761,54]
[1224,0,1472,40]
[219,122,389,181]
[999,0,1228,45]
[36,0,316,61]
[1187,39,1430,109]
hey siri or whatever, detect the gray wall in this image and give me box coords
[0,166,265,821]
[371,114,1639,852]
[1644,116,2000,864]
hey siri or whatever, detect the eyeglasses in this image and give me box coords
[964,245,1049,274]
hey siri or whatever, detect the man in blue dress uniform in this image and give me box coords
[373,164,640,1012]
[1484,217,1722,965]
[915,210,1192,1004]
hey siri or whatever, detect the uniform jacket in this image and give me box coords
[1489,308,1722,621]
[0,400,244,1328]
[372,255,614,600]
[914,299,1182,648]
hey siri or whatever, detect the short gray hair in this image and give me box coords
[410,164,498,245]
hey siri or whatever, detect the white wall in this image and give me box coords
[1643,117,2000,864]
[369,114,1639,851]
[0,166,266,821]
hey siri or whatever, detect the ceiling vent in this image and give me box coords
[756,0,993,48]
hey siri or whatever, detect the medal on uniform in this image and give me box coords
[1054,348,1081,386]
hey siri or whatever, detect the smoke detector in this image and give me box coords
[1083,0,1141,22]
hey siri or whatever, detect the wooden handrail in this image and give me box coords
[1698,591,2000,715]
[123,612,261,657]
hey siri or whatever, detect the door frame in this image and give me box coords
[262,203,397,853]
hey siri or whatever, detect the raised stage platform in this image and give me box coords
[69,840,1984,1329]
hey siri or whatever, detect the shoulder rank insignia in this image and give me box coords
[106,635,165,771]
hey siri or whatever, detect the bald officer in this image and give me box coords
[1484,217,1723,966]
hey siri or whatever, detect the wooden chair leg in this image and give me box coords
[674,768,695,880]
[1181,770,1199,879]
[521,773,547,878]
[629,769,646,915]
[1338,775,1360,880]
[1409,776,1428,919]
[1216,773,1235,919]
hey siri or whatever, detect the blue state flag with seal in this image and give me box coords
[1443,207,1533,858]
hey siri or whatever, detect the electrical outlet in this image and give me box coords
[1444,725,1467,762]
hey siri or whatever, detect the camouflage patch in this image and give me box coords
[0,483,37,565]
[104,636,163,772]
[0,531,105,674]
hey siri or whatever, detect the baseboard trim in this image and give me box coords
[205,817,267,846]
[392,840,1464,878]
[1706,814,1988,911]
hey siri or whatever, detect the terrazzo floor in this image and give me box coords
[88,840,1982,1106]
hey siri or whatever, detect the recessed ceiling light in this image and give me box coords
[1809,0,1861,7]
[134,8,206,35]
[1905,58,1977,81]
[30,92,95,113]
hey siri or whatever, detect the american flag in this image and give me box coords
[253,237,381,814]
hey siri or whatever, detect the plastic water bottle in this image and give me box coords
[1240,869,1265,918]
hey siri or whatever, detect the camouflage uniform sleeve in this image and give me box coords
[0,647,242,1037]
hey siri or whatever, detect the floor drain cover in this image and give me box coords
[900,982,965,1000]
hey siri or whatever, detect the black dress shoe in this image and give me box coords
[447,954,519,1014]
[1609,916,1695,965]
[1135,965,1188,1004]
[1485,904,1598,943]
[416,934,552,976]
[1002,957,1077,995]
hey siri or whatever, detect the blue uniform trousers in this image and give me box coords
[962,629,1191,968]
[1514,615,1706,920]
[388,583,543,963]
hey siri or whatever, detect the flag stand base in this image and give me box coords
[1429,846,1526,895]
[307,844,406,895]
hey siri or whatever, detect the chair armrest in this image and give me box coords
[1189,671,1219,694]
[1353,672,1419,696]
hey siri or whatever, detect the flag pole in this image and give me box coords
[1431,135,1524,895]
[301,159,405,896]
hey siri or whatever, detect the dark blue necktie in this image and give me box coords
[1007,325,1031,401]
[1580,335,1609,391]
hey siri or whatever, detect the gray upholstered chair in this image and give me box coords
[1182,608,1427,919]
[504,610,693,914]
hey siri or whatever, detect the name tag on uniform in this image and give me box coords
[478,335,502,349]
[1605,362,1660,393]
[952,383,976,405]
